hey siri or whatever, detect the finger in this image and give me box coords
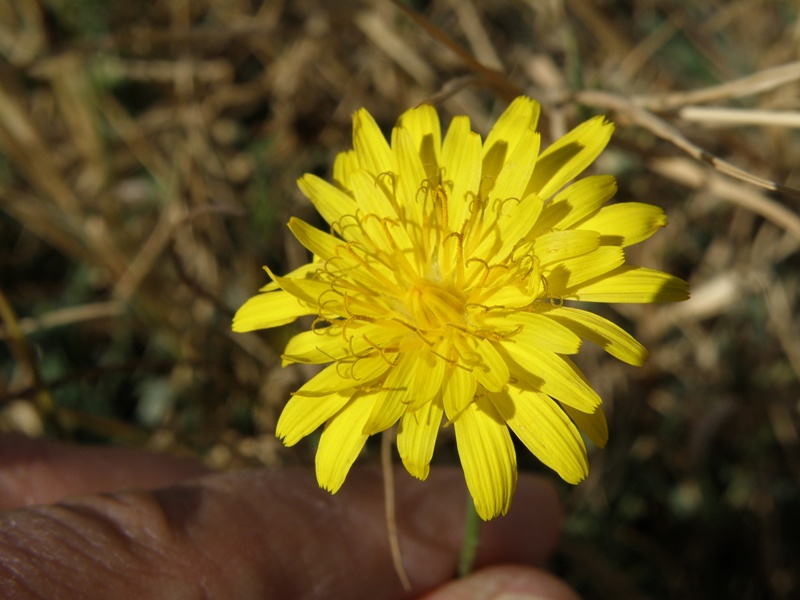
[421,565,581,600]
[0,433,209,510]
[0,466,562,599]
[473,474,562,569]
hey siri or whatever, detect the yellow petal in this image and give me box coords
[526,116,614,199]
[362,352,419,435]
[397,396,444,480]
[561,402,608,448]
[576,202,667,247]
[500,342,601,411]
[297,173,357,230]
[475,283,535,309]
[467,337,509,392]
[231,291,315,332]
[282,326,349,366]
[535,174,617,232]
[287,217,397,292]
[405,344,447,411]
[453,396,517,519]
[482,96,541,182]
[544,246,625,292]
[293,355,391,396]
[440,116,482,232]
[332,149,359,191]
[490,387,588,483]
[397,103,441,181]
[488,311,582,354]
[276,389,354,446]
[265,266,332,308]
[392,125,429,236]
[348,168,402,225]
[485,128,541,206]
[533,230,601,266]
[288,217,343,260]
[259,263,318,292]
[545,305,649,366]
[567,266,691,303]
[352,108,392,176]
[442,364,477,421]
[316,391,378,493]
[490,192,545,261]
[282,322,405,366]
[472,128,541,260]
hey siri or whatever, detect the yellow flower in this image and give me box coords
[233,97,689,519]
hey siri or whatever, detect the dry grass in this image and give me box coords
[1,1,800,598]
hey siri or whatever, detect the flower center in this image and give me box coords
[404,279,466,331]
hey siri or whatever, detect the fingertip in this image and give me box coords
[476,473,564,567]
[420,565,581,600]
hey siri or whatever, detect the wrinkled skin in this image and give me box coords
[0,434,580,599]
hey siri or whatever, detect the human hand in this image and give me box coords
[0,433,579,599]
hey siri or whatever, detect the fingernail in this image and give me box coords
[494,594,554,600]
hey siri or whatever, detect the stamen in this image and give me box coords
[336,359,357,380]
[343,293,376,323]
[467,196,486,218]
[375,346,400,366]
[355,383,385,393]
[342,316,369,341]
[314,346,340,362]
[514,253,537,280]
[353,353,391,378]
[341,242,370,269]
[343,331,372,359]
[311,317,334,333]
[375,171,397,195]
[322,255,348,278]
[318,289,344,317]
[483,263,510,287]
[363,213,401,252]
[465,257,491,288]
[445,322,485,340]
[332,213,362,237]
[390,316,435,347]
[493,196,521,217]
[434,184,449,229]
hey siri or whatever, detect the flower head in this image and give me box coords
[233,97,689,519]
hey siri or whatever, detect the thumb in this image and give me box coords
[0,466,562,599]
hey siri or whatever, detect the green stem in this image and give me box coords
[457,492,481,577]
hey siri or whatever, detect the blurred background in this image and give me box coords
[1,0,799,598]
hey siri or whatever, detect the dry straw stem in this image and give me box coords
[389,0,523,102]
[0,288,57,423]
[633,60,800,111]
[356,11,436,88]
[0,301,125,341]
[762,276,800,387]
[678,106,800,129]
[650,157,800,242]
